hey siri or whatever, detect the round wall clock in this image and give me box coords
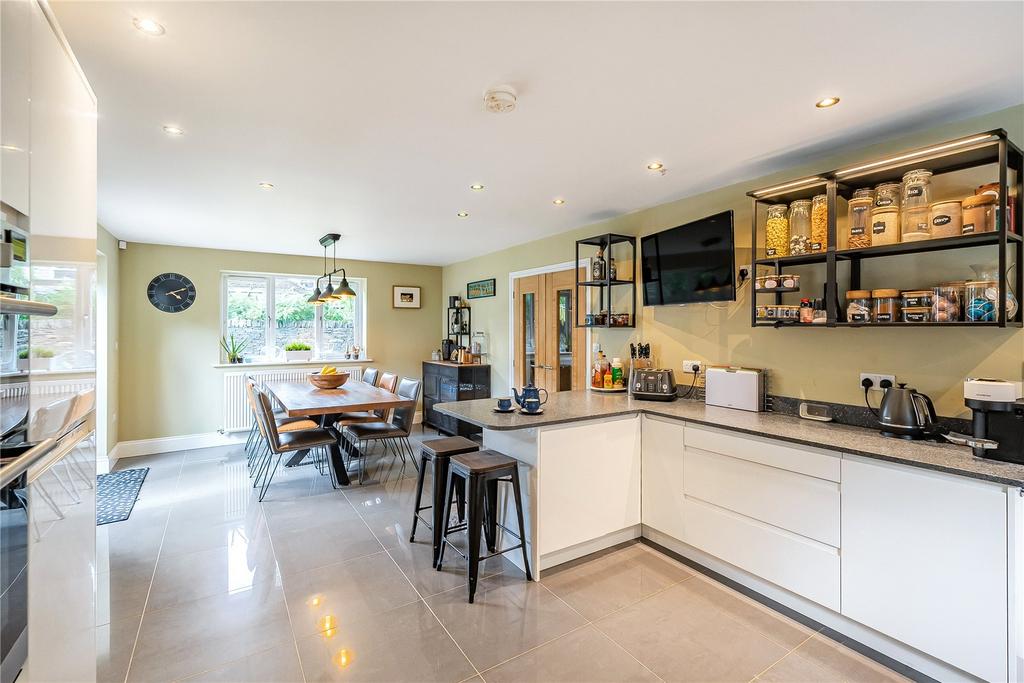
[147,272,197,313]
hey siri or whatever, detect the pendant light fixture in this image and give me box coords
[308,233,357,304]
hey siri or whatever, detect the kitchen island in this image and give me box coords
[435,391,1024,683]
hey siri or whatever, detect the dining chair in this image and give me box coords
[342,377,421,483]
[251,389,337,501]
[362,367,380,386]
[333,369,397,432]
[244,378,318,466]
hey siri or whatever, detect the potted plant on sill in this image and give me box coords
[220,335,247,364]
[284,341,313,362]
[17,349,29,371]
[30,347,55,371]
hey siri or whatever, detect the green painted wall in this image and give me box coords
[118,243,441,442]
[443,105,1024,418]
[98,225,120,447]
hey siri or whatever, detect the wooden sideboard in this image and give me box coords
[422,361,490,437]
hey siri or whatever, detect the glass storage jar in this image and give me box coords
[810,194,828,252]
[902,206,931,241]
[932,285,961,322]
[846,189,874,249]
[846,290,872,323]
[929,200,962,238]
[966,280,999,321]
[869,206,900,245]
[788,200,812,255]
[962,194,997,234]
[765,204,789,257]
[901,290,934,308]
[976,182,1016,233]
[872,289,901,323]
[901,170,933,241]
[902,306,932,323]
[874,182,902,210]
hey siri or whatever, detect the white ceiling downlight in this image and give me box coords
[133,18,165,35]
[815,96,841,108]
[162,125,185,136]
[470,184,485,191]
[553,198,565,205]
[483,85,517,114]
[257,182,274,190]
[457,211,469,218]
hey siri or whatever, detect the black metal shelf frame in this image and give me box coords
[574,233,637,328]
[747,129,1024,329]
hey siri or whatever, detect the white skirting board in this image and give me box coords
[108,412,422,466]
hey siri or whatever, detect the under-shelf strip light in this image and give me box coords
[751,176,826,198]
[835,134,996,178]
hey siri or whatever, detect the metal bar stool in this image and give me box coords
[436,449,532,603]
[409,436,478,567]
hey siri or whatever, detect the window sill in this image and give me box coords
[212,359,374,369]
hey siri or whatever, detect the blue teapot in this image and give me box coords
[513,382,549,413]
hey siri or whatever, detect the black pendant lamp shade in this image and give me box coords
[308,233,355,304]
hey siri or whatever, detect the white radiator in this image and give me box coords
[0,378,95,400]
[222,367,362,432]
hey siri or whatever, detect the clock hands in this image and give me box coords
[166,287,188,300]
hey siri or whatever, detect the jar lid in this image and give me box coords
[846,290,872,299]
[872,289,900,298]
[940,280,967,286]
[976,182,999,195]
[929,200,961,209]
[902,168,933,181]
[852,188,874,199]
[876,182,902,189]
[962,193,997,209]
[790,199,812,208]
[768,203,787,210]
[812,193,827,201]
[901,290,933,297]
[965,279,997,286]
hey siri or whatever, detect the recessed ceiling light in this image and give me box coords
[457,211,469,218]
[258,182,274,190]
[553,198,566,205]
[646,162,664,171]
[470,184,485,191]
[162,125,185,136]
[133,18,165,35]
[815,96,840,109]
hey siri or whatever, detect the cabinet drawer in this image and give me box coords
[684,424,840,482]
[683,496,840,611]
[684,448,839,547]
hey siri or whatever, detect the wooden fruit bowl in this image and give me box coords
[308,372,350,389]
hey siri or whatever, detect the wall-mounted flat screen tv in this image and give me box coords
[640,210,736,306]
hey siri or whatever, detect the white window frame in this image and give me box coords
[31,259,97,371]
[220,270,367,361]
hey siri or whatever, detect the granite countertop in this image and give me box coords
[435,391,1024,488]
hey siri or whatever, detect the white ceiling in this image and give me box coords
[52,1,1024,266]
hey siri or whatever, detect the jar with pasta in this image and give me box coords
[765,204,789,257]
[810,194,828,252]
[788,200,812,255]
[846,188,874,249]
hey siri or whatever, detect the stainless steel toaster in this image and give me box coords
[631,369,677,401]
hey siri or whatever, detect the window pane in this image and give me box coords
[320,280,361,357]
[273,276,316,352]
[522,292,535,386]
[30,262,96,371]
[224,276,267,359]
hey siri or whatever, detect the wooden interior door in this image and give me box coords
[513,268,586,393]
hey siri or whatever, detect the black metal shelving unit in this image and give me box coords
[446,304,472,349]
[574,233,637,328]
[748,129,1024,329]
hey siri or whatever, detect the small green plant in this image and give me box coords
[284,342,312,351]
[32,348,56,359]
[18,349,29,359]
[220,334,247,363]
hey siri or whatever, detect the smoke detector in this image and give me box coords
[484,85,517,114]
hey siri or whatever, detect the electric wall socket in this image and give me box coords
[860,372,896,390]
[683,359,704,374]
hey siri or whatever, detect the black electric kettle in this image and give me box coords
[879,383,937,439]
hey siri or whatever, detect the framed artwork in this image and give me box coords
[392,285,421,309]
[467,278,496,299]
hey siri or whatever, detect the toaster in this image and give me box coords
[705,366,765,412]
[632,369,677,401]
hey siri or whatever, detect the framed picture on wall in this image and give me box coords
[392,285,421,309]
[467,278,496,299]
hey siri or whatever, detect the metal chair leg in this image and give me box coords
[258,451,283,502]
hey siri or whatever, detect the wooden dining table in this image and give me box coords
[264,379,415,486]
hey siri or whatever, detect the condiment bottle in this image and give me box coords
[611,358,624,388]
[799,298,814,324]
[592,248,606,281]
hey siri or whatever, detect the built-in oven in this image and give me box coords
[0,462,28,683]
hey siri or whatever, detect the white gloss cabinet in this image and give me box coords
[640,415,686,539]
[841,456,1008,683]
[1,0,32,214]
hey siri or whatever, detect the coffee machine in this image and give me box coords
[964,379,1024,464]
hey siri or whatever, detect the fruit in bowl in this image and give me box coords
[308,366,350,389]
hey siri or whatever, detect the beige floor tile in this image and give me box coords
[542,544,692,620]
[786,635,908,683]
[261,490,361,533]
[160,509,270,559]
[357,506,411,550]
[386,535,520,598]
[177,642,304,683]
[146,540,282,612]
[683,574,817,650]
[481,625,659,683]
[97,614,141,683]
[425,574,588,671]
[271,517,384,576]
[127,585,293,682]
[282,551,419,638]
[595,581,789,683]
[343,476,421,515]
[98,567,152,625]
[295,600,476,682]
[755,651,838,683]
